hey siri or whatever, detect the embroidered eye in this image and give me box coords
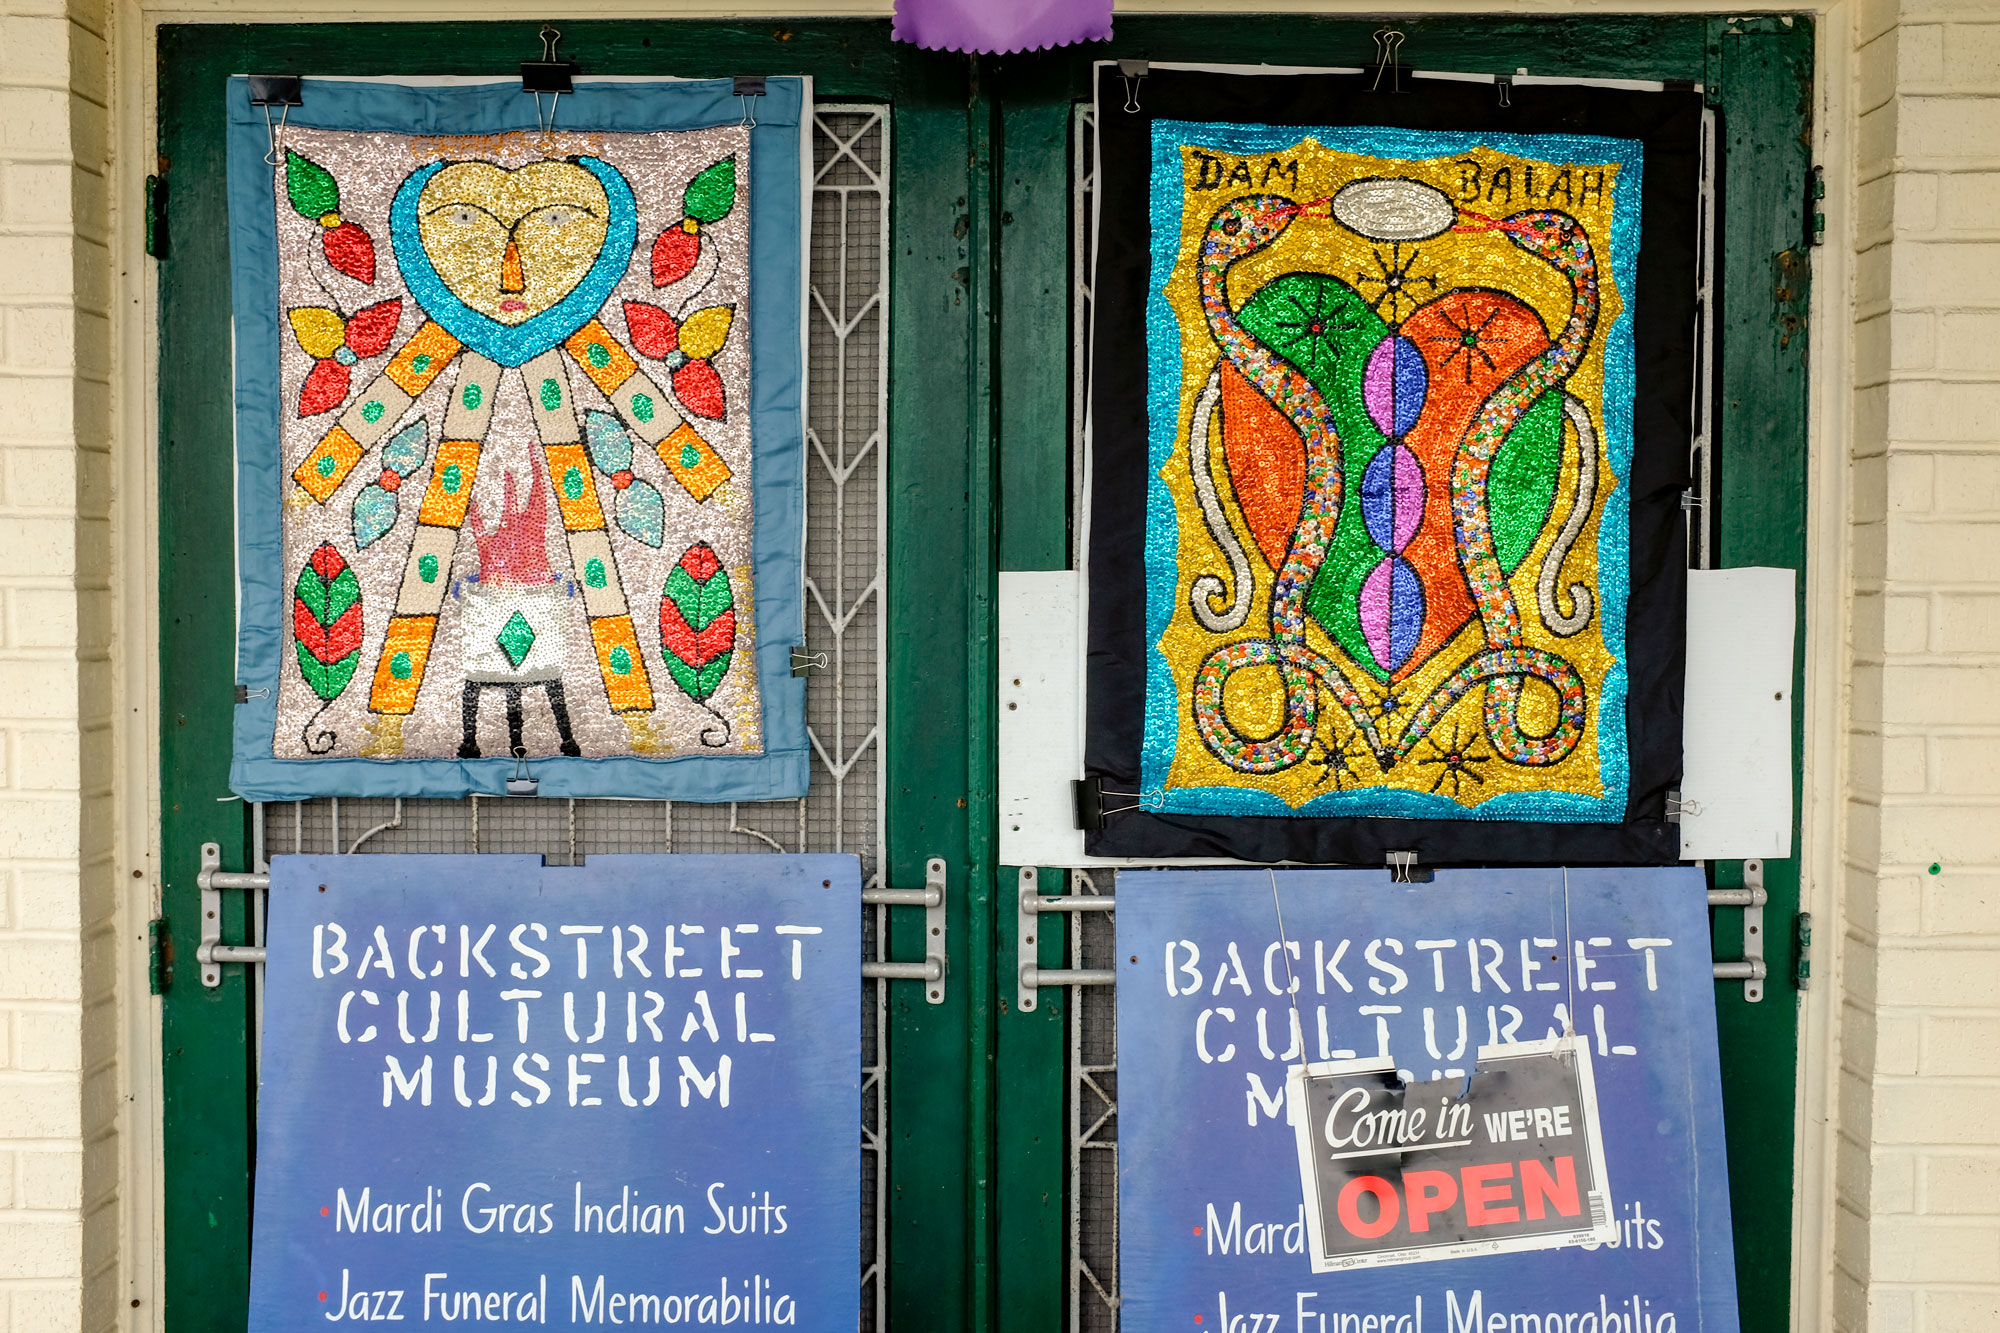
[448,207,480,226]
[541,209,572,228]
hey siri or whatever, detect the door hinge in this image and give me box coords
[144,174,168,258]
[148,917,172,994]
[1806,165,1825,248]
[1709,857,1768,1003]
[1793,910,1812,990]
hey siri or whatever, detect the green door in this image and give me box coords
[157,15,1811,1333]
[156,21,992,1332]
[979,16,1814,1333]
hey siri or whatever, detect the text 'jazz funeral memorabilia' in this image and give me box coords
[245,854,859,1330]
[227,78,811,801]
[1116,867,1739,1332]
[1087,68,1699,863]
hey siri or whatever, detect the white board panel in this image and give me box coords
[1679,566,1796,860]
[998,571,1090,867]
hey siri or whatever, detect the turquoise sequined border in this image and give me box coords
[1139,120,1643,821]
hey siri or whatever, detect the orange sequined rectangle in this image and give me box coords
[544,444,608,531]
[415,441,482,527]
[293,426,363,504]
[656,423,733,504]
[590,616,654,713]
[383,321,462,397]
[367,614,438,714]
[564,320,639,397]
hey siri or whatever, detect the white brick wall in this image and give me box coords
[0,0,114,1326]
[1840,0,2000,1328]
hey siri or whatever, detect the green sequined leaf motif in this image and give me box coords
[659,542,735,704]
[292,542,362,703]
[284,149,340,221]
[683,157,738,226]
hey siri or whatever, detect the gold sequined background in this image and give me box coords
[269,124,761,761]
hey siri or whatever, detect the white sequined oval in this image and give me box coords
[1331,177,1456,242]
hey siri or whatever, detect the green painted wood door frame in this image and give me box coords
[158,14,1812,1333]
[983,16,1815,1333]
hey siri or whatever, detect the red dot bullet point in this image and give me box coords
[320,1206,330,1216]
[1194,1317,1203,1325]
[1193,1226,1202,1235]
[318,1292,328,1302]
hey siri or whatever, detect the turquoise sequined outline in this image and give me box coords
[1139,119,1643,822]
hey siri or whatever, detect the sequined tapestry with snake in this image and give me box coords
[1141,123,1642,820]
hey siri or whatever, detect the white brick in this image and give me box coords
[1923,1288,2000,1331]
[1939,23,2000,92]
[1939,172,2000,234]
[7,728,75,791]
[1923,1014,2000,1076]
[1939,311,2000,373]
[1932,594,2000,653]
[7,588,75,649]
[0,934,76,1002]
[1889,452,1935,512]
[1876,946,2000,1006]
[0,1080,76,1138]
[9,1008,76,1072]
[14,1145,79,1209]
[1925,872,2000,934]
[0,1219,81,1280]
[1866,1215,2000,1280]
[1899,98,2000,160]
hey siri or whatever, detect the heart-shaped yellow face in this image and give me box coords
[416,161,611,326]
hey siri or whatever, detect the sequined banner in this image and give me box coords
[227,78,810,800]
[1140,122,1641,823]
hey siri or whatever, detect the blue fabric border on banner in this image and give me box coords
[225,76,810,800]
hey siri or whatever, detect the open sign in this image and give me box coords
[1287,1037,1616,1271]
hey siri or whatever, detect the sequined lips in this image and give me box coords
[390,155,638,368]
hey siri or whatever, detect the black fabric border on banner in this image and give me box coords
[1085,65,1701,865]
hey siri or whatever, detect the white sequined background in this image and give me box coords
[268,123,762,761]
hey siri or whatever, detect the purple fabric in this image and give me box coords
[892,0,1111,54]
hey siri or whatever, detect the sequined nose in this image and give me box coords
[500,239,525,293]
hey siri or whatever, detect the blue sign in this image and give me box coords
[1117,867,1739,1333]
[248,854,858,1329]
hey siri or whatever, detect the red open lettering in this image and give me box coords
[1461,1161,1520,1225]
[1335,1175,1399,1239]
[1402,1170,1458,1233]
[1521,1155,1580,1220]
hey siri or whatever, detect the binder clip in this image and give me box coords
[506,747,540,798]
[1367,29,1410,95]
[521,25,575,135]
[249,75,303,166]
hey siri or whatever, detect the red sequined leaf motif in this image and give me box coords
[652,227,701,288]
[671,359,725,420]
[623,300,680,359]
[344,299,402,357]
[298,358,351,418]
[322,221,376,285]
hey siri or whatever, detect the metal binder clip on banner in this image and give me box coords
[521,24,574,135]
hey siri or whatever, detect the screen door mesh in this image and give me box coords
[257,105,890,1332]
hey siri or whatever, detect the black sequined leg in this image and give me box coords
[544,680,583,757]
[504,684,526,758]
[457,681,483,759]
